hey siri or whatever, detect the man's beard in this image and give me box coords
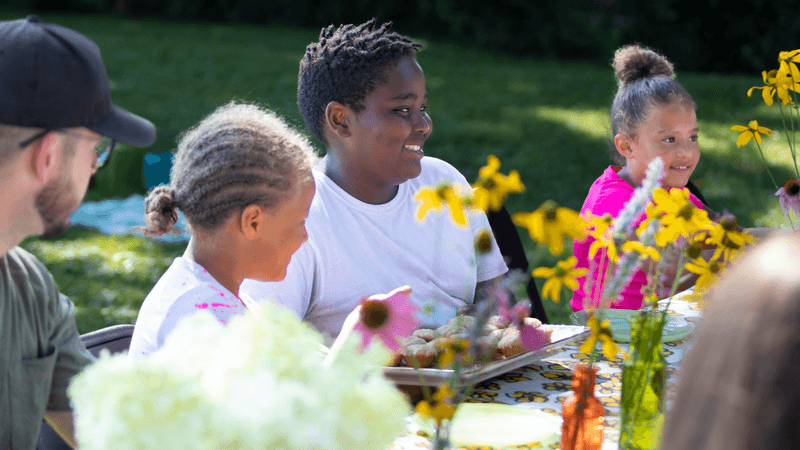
[35,173,79,238]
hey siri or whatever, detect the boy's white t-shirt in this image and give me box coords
[129,257,254,358]
[240,156,508,342]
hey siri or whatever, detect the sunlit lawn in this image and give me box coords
[11,10,796,331]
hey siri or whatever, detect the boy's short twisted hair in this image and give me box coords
[297,19,422,145]
[143,102,319,235]
[609,44,695,165]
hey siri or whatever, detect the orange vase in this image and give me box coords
[561,364,604,450]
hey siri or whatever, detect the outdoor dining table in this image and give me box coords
[390,297,702,449]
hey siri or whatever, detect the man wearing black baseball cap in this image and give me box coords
[0,16,156,449]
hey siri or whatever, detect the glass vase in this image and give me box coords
[560,364,604,450]
[619,311,667,450]
[431,418,453,450]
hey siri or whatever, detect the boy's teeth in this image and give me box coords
[405,145,422,151]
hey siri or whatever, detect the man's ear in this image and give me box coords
[239,204,265,240]
[32,132,61,185]
[614,134,633,160]
[324,101,351,139]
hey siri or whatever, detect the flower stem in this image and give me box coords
[778,102,800,179]
[754,141,781,191]
[323,304,362,366]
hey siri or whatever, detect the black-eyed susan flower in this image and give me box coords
[471,155,526,212]
[436,338,472,368]
[652,188,713,247]
[512,200,588,255]
[579,315,624,360]
[620,241,660,262]
[747,70,798,106]
[414,183,469,227]
[532,256,588,303]
[416,383,457,424]
[775,179,800,218]
[731,120,774,147]
[705,213,754,262]
[779,49,800,76]
[684,256,725,289]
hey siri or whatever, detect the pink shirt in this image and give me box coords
[571,166,703,311]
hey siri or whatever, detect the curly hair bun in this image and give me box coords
[143,185,179,236]
[613,44,675,87]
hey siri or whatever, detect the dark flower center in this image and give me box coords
[542,200,558,221]
[686,243,703,259]
[482,178,497,190]
[555,267,567,277]
[678,205,694,221]
[720,213,738,231]
[475,230,493,253]
[710,262,723,274]
[436,185,452,199]
[784,180,800,196]
[361,301,389,329]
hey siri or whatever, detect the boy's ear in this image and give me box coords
[32,132,61,185]
[239,204,265,240]
[614,134,633,159]
[324,101,351,139]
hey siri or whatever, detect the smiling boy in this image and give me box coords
[240,20,507,341]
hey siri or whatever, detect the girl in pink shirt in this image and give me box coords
[571,45,703,311]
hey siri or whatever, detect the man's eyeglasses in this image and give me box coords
[19,129,116,169]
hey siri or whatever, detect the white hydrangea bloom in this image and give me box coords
[69,301,409,450]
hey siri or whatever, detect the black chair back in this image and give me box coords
[487,206,549,323]
[36,325,135,450]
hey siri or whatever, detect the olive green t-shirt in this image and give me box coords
[0,247,93,449]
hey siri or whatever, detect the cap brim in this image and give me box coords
[88,105,157,148]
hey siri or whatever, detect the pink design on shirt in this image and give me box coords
[195,303,209,309]
[212,302,236,308]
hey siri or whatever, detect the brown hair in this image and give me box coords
[609,44,695,165]
[661,233,800,449]
[142,102,319,235]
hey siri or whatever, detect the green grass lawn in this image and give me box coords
[11,10,797,331]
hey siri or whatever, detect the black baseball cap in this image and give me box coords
[0,16,156,147]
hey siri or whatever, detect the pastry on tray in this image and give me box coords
[389,315,553,368]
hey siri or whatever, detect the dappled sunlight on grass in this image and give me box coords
[515,105,611,141]
[21,227,185,333]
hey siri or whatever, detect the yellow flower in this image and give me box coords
[436,338,472,368]
[414,184,468,227]
[532,256,588,302]
[587,235,619,263]
[747,69,799,106]
[779,49,800,87]
[652,188,713,247]
[684,256,725,289]
[416,383,457,424]
[620,241,660,261]
[704,214,753,262]
[579,315,624,360]
[472,155,526,212]
[513,201,588,255]
[731,120,774,147]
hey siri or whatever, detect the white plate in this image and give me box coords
[412,404,561,447]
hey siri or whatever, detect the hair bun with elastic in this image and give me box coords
[142,185,179,236]
[613,44,675,87]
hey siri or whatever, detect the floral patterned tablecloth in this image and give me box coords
[391,299,702,450]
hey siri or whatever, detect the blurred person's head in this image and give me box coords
[661,232,800,449]
[142,102,319,282]
[0,16,155,248]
